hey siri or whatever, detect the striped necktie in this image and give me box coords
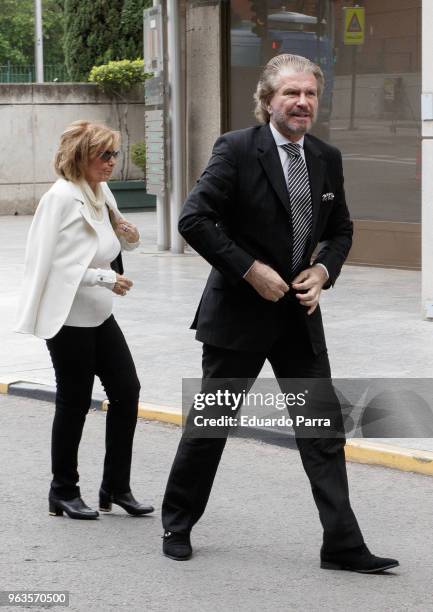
[282,142,313,274]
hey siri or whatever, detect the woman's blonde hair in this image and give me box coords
[54,120,120,181]
[254,54,325,124]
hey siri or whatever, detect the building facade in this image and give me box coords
[167,0,421,272]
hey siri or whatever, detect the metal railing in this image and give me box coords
[0,63,70,83]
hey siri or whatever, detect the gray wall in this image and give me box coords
[0,84,146,214]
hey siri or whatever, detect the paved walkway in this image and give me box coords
[2,211,433,451]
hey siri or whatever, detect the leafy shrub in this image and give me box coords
[88,59,151,95]
[131,141,146,176]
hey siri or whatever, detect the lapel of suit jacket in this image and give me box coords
[303,135,326,242]
[257,124,291,215]
[60,180,97,230]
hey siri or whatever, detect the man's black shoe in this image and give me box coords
[320,544,399,574]
[162,531,192,561]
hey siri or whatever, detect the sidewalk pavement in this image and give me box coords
[2,211,433,470]
[2,393,432,612]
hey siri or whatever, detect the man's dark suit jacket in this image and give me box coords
[178,123,353,355]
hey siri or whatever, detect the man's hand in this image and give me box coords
[292,265,328,315]
[244,261,289,302]
[112,273,133,296]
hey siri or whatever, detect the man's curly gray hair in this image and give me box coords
[254,54,325,124]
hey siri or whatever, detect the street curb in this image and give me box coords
[2,379,433,476]
[344,440,433,476]
[4,380,104,409]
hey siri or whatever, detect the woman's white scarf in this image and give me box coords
[78,179,106,221]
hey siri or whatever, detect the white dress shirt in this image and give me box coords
[64,204,120,327]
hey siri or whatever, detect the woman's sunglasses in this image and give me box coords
[99,150,120,161]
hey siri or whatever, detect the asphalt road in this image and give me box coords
[1,394,433,612]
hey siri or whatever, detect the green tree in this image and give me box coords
[64,0,124,81]
[119,0,152,59]
[43,0,66,65]
[0,0,65,66]
[0,0,33,64]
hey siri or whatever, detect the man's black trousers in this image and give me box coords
[46,315,140,500]
[162,325,365,553]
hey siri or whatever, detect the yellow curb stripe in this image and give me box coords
[0,378,20,394]
[345,440,433,476]
[138,405,183,426]
[101,400,183,426]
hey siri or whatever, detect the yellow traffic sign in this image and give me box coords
[343,7,365,45]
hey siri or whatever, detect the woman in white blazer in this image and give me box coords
[16,120,154,520]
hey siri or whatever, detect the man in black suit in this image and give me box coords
[161,54,398,573]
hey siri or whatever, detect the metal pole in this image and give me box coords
[348,45,357,130]
[34,0,44,83]
[150,0,170,251]
[167,0,185,253]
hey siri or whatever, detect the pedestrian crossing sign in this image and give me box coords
[343,7,365,45]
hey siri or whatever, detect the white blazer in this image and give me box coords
[15,178,139,339]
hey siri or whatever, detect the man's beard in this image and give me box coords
[272,109,317,136]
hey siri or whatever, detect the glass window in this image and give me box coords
[230,1,421,224]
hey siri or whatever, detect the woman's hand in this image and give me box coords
[116,219,139,243]
[112,274,133,296]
